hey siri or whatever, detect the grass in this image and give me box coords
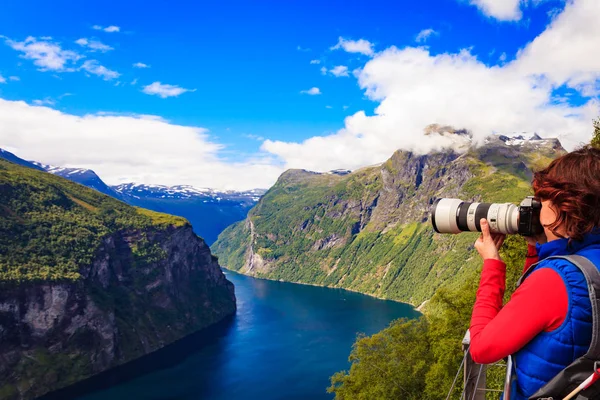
[135,207,189,228]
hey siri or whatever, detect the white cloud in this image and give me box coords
[262,0,600,172]
[331,36,375,56]
[133,62,150,68]
[330,65,349,77]
[75,38,113,52]
[297,45,311,52]
[320,66,327,75]
[515,0,600,95]
[142,81,195,98]
[415,28,439,43]
[0,75,5,83]
[243,133,266,141]
[0,99,280,190]
[468,0,523,21]
[325,105,333,109]
[5,36,81,71]
[80,60,120,80]
[2,1,596,192]
[300,87,321,95]
[92,25,120,33]
[131,78,138,85]
[310,59,321,64]
[9,76,19,81]
[32,98,55,106]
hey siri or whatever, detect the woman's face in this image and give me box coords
[540,200,566,241]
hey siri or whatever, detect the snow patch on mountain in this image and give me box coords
[113,183,266,202]
[491,132,561,149]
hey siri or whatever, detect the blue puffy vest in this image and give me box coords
[512,233,600,399]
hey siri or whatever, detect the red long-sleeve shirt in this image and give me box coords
[469,245,569,364]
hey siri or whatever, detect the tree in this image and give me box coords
[327,235,527,400]
[592,118,600,149]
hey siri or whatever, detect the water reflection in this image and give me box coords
[42,270,419,400]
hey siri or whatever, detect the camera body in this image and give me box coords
[431,196,543,236]
[517,196,544,236]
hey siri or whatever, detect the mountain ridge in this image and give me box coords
[213,134,564,305]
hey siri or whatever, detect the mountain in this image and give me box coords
[112,184,266,244]
[31,163,124,199]
[0,148,45,171]
[0,158,236,399]
[0,150,265,245]
[213,133,565,306]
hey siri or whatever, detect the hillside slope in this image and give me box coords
[0,159,236,399]
[0,149,265,245]
[213,134,563,305]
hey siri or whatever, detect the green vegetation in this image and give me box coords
[592,118,600,149]
[212,140,563,398]
[0,158,237,399]
[0,158,189,282]
[135,207,187,227]
[328,235,527,399]
[214,146,541,305]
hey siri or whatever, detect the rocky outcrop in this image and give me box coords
[213,136,565,305]
[0,225,235,400]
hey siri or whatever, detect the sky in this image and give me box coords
[0,0,599,190]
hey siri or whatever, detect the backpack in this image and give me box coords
[511,255,600,400]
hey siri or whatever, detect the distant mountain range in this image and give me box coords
[0,148,45,171]
[0,148,266,244]
[32,162,125,199]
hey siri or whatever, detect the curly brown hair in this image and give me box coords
[532,145,600,241]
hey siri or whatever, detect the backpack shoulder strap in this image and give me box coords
[516,255,568,287]
[519,254,600,399]
[561,255,600,360]
[516,254,600,358]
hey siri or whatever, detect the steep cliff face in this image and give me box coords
[0,224,234,400]
[213,135,563,305]
[0,225,235,400]
[0,159,236,400]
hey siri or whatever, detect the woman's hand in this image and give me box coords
[474,218,506,261]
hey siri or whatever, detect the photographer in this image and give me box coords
[468,146,600,399]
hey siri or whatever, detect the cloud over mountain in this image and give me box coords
[262,0,600,172]
[0,99,282,190]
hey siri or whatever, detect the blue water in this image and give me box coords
[48,270,419,400]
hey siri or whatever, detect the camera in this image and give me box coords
[430,196,543,236]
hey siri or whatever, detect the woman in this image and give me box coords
[469,145,600,399]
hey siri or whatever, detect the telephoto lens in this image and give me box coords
[431,198,520,234]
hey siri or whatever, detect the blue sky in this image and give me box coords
[0,0,598,189]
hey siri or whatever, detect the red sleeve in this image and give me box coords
[469,259,568,365]
[524,244,539,273]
